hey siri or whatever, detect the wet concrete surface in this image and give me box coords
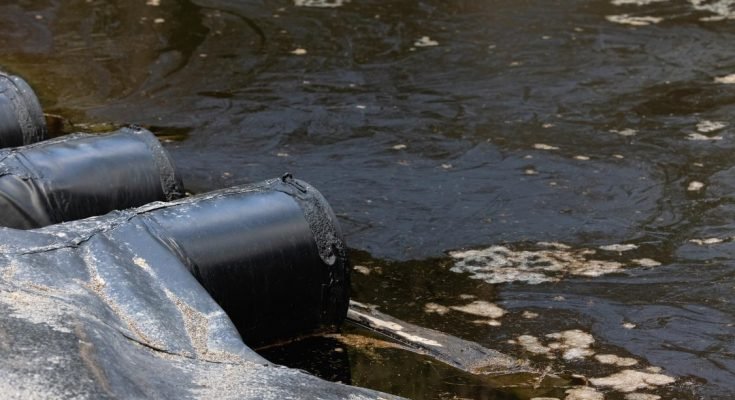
[2,0,735,398]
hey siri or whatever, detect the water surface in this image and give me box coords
[3,0,735,398]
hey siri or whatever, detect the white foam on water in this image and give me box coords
[715,73,735,83]
[424,302,450,315]
[606,15,663,25]
[612,0,669,5]
[450,244,625,284]
[515,335,551,355]
[534,143,560,150]
[565,386,604,400]
[689,237,725,245]
[472,319,502,326]
[353,265,371,275]
[513,330,596,360]
[595,354,639,366]
[697,120,728,132]
[625,394,661,400]
[589,370,675,392]
[689,0,735,19]
[414,36,439,47]
[449,300,505,319]
[294,0,349,8]
[687,181,705,192]
[611,128,638,136]
[546,329,596,360]
[632,258,661,267]
[687,133,723,141]
[599,243,638,252]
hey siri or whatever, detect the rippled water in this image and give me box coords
[3,0,735,398]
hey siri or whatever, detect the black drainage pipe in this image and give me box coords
[143,176,350,346]
[0,71,47,147]
[0,126,183,229]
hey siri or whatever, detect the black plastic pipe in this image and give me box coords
[0,71,47,147]
[0,126,183,229]
[143,176,350,346]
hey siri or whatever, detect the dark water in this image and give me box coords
[3,0,735,398]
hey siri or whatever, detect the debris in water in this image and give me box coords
[392,144,407,150]
[589,369,675,392]
[291,48,307,55]
[414,36,439,47]
[154,18,165,24]
[146,0,161,5]
[605,14,663,25]
[525,168,539,175]
[534,143,560,150]
[623,322,637,329]
[522,311,539,319]
[574,155,590,160]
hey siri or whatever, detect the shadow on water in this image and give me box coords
[259,326,573,400]
[3,0,735,398]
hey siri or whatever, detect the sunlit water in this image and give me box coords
[3,0,735,398]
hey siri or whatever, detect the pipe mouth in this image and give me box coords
[0,71,47,145]
[124,125,185,201]
[275,177,351,328]
[140,178,351,345]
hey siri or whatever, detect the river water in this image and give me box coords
[2,0,735,398]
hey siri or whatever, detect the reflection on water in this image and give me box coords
[3,0,735,398]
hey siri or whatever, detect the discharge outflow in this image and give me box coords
[0,71,47,147]
[0,126,184,229]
